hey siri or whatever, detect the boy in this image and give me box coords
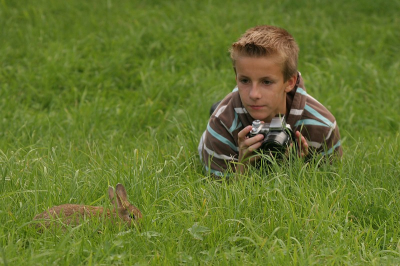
[198,25,342,176]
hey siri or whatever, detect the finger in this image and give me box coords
[239,134,264,163]
[247,138,263,153]
[246,133,264,147]
[238,126,253,142]
[239,127,264,150]
[299,134,308,155]
[240,136,263,158]
[301,136,309,154]
[295,131,302,143]
[295,131,309,157]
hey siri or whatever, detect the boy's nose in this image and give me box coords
[249,84,261,100]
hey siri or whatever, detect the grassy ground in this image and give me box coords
[1,0,400,264]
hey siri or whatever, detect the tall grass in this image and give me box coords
[1,0,400,264]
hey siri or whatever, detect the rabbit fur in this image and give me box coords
[33,183,142,229]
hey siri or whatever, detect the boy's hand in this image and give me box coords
[237,125,264,172]
[295,131,309,158]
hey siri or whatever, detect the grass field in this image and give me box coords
[1,0,400,264]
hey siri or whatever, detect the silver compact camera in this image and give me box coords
[248,115,294,154]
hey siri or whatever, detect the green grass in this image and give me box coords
[1,0,400,264]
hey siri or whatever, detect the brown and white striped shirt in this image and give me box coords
[198,73,342,176]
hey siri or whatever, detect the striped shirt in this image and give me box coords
[198,73,342,176]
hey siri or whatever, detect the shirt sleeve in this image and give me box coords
[316,122,342,157]
[199,116,239,176]
[294,96,343,159]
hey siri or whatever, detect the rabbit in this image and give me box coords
[33,183,142,230]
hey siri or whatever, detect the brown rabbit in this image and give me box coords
[33,183,142,230]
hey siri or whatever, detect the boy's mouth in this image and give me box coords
[249,105,264,110]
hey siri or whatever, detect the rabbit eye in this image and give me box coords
[129,214,135,220]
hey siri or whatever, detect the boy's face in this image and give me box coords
[235,54,296,123]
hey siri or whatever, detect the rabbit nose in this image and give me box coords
[129,214,135,220]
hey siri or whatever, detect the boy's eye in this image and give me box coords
[262,80,272,85]
[238,77,250,84]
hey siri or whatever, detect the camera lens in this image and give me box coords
[261,131,292,153]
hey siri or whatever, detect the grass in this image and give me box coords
[1,0,400,264]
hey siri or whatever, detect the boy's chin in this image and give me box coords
[248,112,272,123]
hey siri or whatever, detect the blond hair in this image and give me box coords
[230,25,299,81]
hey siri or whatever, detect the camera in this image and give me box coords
[248,115,294,154]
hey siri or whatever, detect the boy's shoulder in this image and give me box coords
[210,90,241,120]
[298,88,337,125]
[290,85,340,148]
[208,90,252,134]
[288,74,337,127]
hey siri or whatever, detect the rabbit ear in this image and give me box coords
[115,183,130,209]
[108,186,116,205]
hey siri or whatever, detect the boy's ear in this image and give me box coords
[284,74,298,92]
